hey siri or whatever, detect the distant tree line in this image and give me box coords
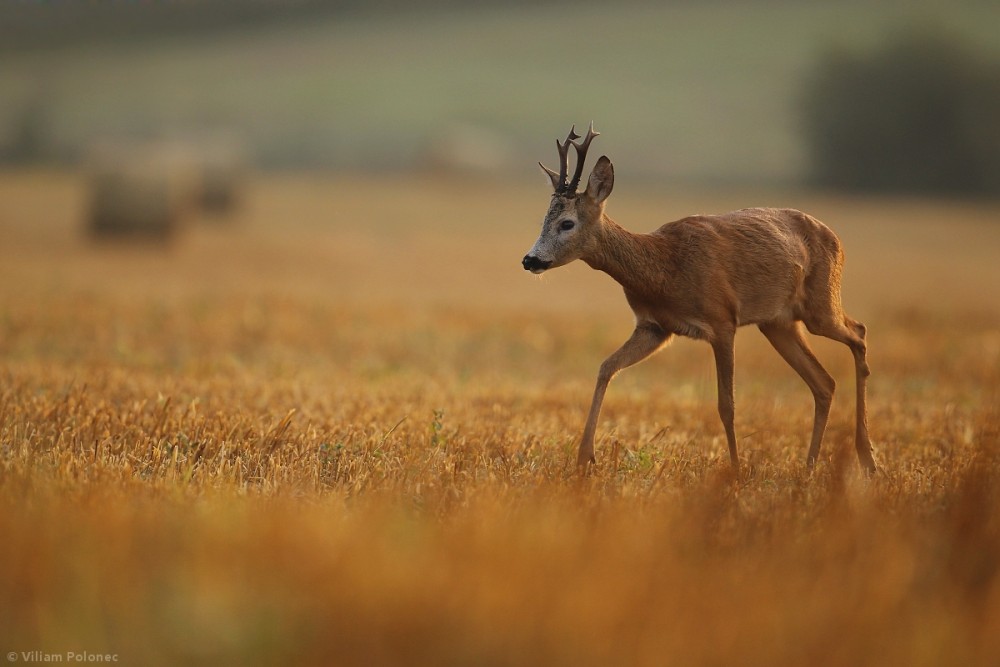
[0,0,576,53]
[800,28,1000,197]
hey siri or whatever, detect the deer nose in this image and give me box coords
[522,255,551,272]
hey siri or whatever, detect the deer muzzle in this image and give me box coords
[522,255,552,273]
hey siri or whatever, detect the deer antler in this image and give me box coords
[568,121,600,192]
[540,123,600,194]
[540,126,580,193]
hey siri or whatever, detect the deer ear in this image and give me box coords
[585,155,614,203]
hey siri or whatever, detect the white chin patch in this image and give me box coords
[530,267,547,275]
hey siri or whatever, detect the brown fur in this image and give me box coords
[524,152,876,474]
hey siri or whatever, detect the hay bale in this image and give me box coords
[419,124,513,177]
[86,142,196,241]
[195,137,247,216]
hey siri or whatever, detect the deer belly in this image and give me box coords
[736,302,797,326]
[634,308,711,340]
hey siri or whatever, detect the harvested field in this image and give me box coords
[1,171,998,666]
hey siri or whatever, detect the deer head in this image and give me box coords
[522,123,614,274]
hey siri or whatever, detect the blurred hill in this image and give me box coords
[1,1,998,188]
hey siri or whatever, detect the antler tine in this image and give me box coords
[539,161,561,187]
[553,125,579,192]
[568,121,600,192]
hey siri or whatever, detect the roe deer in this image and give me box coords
[522,123,877,474]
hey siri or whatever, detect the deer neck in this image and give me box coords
[583,215,663,295]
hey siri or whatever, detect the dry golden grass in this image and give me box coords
[1,171,999,665]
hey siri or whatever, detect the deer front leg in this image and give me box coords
[578,324,671,470]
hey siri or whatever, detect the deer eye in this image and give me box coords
[559,219,576,231]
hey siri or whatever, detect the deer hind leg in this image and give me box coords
[758,321,836,467]
[577,324,671,470]
[804,313,877,474]
[710,331,740,471]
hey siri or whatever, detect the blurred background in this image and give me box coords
[0,0,998,197]
[2,8,999,663]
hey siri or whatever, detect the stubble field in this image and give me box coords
[1,171,998,666]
